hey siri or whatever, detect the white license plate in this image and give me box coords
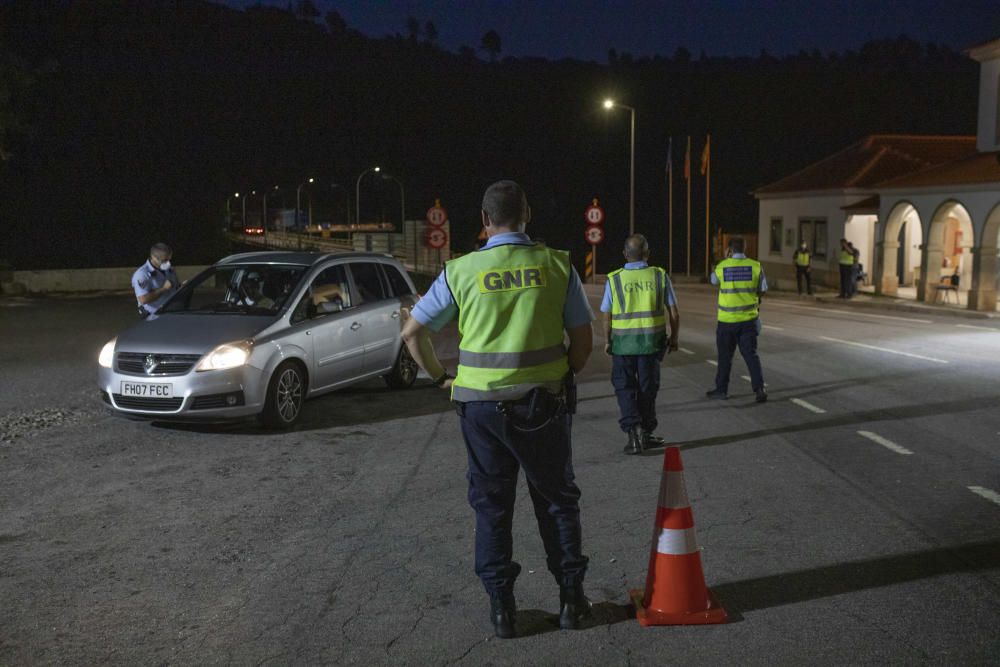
[120,381,173,398]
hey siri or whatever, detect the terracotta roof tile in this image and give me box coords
[877,151,1000,189]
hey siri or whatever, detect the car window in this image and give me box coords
[160,264,305,315]
[291,264,353,323]
[350,262,387,304]
[382,264,413,297]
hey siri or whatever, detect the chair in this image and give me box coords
[936,274,959,303]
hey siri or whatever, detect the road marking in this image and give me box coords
[770,302,934,324]
[956,324,999,332]
[791,398,826,414]
[762,324,783,330]
[706,360,718,367]
[857,430,913,455]
[740,375,751,382]
[679,347,695,355]
[968,486,1000,507]
[819,336,949,364]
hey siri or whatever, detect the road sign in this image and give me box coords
[585,202,605,226]
[426,227,448,249]
[585,226,605,245]
[427,204,448,227]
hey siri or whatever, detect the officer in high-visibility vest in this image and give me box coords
[401,181,595,639]
[706,236,768,403]
[132,242,179,319]
[601,234,679,455]
[793,241,812,296]
[838,238,855,298]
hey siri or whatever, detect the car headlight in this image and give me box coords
[98,338,116,368]
[195,340,252,372]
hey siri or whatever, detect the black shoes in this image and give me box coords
[755,389,768,403]
[705,388,728,400]
[643,431,665,448]
[558,584,592,630]
[623,425,644,455]
[490,594,516,639]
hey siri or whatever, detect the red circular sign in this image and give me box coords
[427,206,448,227]
[585,205,605,226]
[584,226,605,245]
[426,227,448,249]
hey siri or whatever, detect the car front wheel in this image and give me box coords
[383,344,418,389]
[260,361,305,429]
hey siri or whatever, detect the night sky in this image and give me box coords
[227,0,1000,61]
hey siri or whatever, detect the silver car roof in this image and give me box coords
[214,250,399,267]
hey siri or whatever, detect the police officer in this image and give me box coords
[706,237,767,403]
[401,180,594,639]
[601,234,679,455]
[838,238,854,298]
[794,241,812,295]
[132,242,179,319]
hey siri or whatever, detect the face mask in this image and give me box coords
[159,260,172,272]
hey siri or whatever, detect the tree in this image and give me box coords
[297,0,319,20]
[481,30,501,62]
[406,16,420,42]
[324,10,347,35]
[424,21,438,45]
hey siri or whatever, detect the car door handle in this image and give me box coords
[305,331,311,335]
[350,322,362,331]
[391,311,400,319]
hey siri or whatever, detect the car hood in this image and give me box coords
[115,314,278,355]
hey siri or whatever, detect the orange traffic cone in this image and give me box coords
[629,446,727,625]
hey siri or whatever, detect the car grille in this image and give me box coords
[191,391,246,410]
[117,352,201,376]
[112,394,184,411]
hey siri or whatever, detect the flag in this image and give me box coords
[683,136,691,180]
[665,137,673,177]
[700,135,711,176]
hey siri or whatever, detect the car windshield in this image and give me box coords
[159,264,307,315]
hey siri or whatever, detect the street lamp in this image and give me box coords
[603,98,636,236]
[225,192,245,231]
[296,178,314,250]
[355,166,380,228]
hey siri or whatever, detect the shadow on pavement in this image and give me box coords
[512,601,634,637]
[713,540,1000,613]
[151,380,455,435]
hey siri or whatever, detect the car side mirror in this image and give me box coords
[317,301,343,314]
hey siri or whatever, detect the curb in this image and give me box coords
[765,290,998,320]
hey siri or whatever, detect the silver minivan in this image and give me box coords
[97,251,420,428]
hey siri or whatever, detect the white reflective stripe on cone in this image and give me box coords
[657,472,690,509]
[655,527,699,556]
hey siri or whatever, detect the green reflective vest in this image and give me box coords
[714,258,761,323]
[445,243,570,402]
[838,249,855,265]
[607,266,667,355]
[795,251,810,267]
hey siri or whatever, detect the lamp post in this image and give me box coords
[296,178,314,250]
[225,192,243,231]
[603,99,636,236]
[380,173,405,229]
[355,166,381,228]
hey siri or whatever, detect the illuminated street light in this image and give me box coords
[355,166,381,227]
[296,178,314,249]
[603,98,636,236]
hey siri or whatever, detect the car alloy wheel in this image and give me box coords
[275,366,303,423]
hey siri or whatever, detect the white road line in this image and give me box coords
[819,336,949,364]
[791,398,826,414]
[706,360,718,367]
[968,486,1000,507]
[857,430,913,455]
[740,375,751,382]
[679,347,695,355]
[769,302,934,324]
[956,324,1000,332]
[762,324,784,330]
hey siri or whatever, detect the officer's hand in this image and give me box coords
[440,377,454,390]
[668,337,679,353]
[604,343,612,357]
[162,279,173,291]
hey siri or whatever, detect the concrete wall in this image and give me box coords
[975,54,1000,152]
[3,265,211,295]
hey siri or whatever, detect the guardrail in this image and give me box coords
[227,230,353,252]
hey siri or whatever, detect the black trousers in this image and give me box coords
[611,353,661,433]
[839,264,853,297]
[714,319,764,393]
[795,266,812,295]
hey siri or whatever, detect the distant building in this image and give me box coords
[755,36,1000,311]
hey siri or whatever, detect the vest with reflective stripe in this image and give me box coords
[795,251,810,267]
[607,266,667,355]
[838,249,855,265]
[445,243,570,402]
[715,258,761,323]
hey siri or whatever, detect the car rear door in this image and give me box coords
[347,261,401,374]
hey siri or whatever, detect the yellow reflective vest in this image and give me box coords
[607,265,667,355]
[838,249,855,265]
[795,251,810,267]
[714,257,761,323]
[445,243,570,402]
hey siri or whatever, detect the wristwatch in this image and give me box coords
[433,371,452,387]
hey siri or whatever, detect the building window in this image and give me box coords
[799,217,827,258]
[769,218,782,254]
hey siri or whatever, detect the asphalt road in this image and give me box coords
[1,286,998,665]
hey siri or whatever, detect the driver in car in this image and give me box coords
[241,273,275,309]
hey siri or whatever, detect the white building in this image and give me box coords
[755,36,1000,312]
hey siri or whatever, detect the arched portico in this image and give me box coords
[919,201,974,303]
[878,201,922,296]
[968,202,1000,311]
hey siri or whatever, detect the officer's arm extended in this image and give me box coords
[401,317,452,388]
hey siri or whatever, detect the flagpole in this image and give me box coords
[704,133,711,277]
[685,135,691,277]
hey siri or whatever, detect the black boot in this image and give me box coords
[623,425,643,455]
[558,584,592,630]
[643,431,665,448]
[490,594,516,639]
